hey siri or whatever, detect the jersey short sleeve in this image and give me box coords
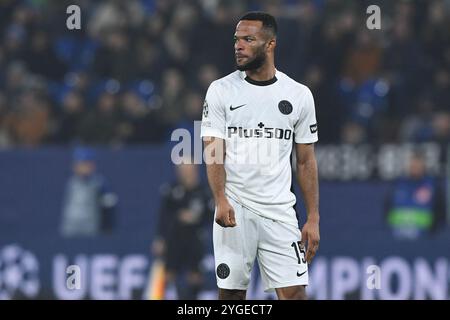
[200,81,226,139]
[294,87,318,144]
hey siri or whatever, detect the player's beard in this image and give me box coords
[236,46,267,71]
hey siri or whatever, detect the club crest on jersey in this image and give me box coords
[278,100,293,115]
[203,100,209,118]
[217,263,230,279]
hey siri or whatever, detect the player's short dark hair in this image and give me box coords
[239,11,277,37]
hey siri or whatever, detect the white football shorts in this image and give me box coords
[213,196,308,292]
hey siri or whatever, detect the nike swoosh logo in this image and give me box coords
[297,270,307,277]
[230,104,246,111]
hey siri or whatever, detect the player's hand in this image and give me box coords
[301,217,320,264]
[215,199,236,228]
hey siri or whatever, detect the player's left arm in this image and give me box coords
[295,143,320,264]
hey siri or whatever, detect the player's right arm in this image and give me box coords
[200,81,236,228]
[203,137,236,228]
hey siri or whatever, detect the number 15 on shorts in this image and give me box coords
[291,241,306,265]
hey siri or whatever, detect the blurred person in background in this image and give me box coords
[117,89,166,144]
[5,89,52,147]
[175,90,204,136]
[54,90,85,144]
[60,146,118,237]
[340,121,367,145]
[431,111,450,163]
[385,152,446,240]
[23,28,67,81]
[78,91,122,145]
[0,92,12,147]
[93,28,136,82]
[159,68,186,128]
[152,161,213,299]
[160,1,198,70]
[195,64,220,94]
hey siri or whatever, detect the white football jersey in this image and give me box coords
[200,69,318,226]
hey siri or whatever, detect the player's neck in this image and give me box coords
[245,63,276,82]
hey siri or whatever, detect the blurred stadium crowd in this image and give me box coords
[0,0,449,148]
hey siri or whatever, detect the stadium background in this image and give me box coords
[0,0,449,299]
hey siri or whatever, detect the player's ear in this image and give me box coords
[267,37,276,51]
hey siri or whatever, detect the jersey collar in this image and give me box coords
[241,70,278,86]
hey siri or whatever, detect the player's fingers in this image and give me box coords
[311,233,320,253]
[306,237,319,264]
[306,246,316,264]
[300,229,308,247]
[215,214,226,227]
[228,207,237,227]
